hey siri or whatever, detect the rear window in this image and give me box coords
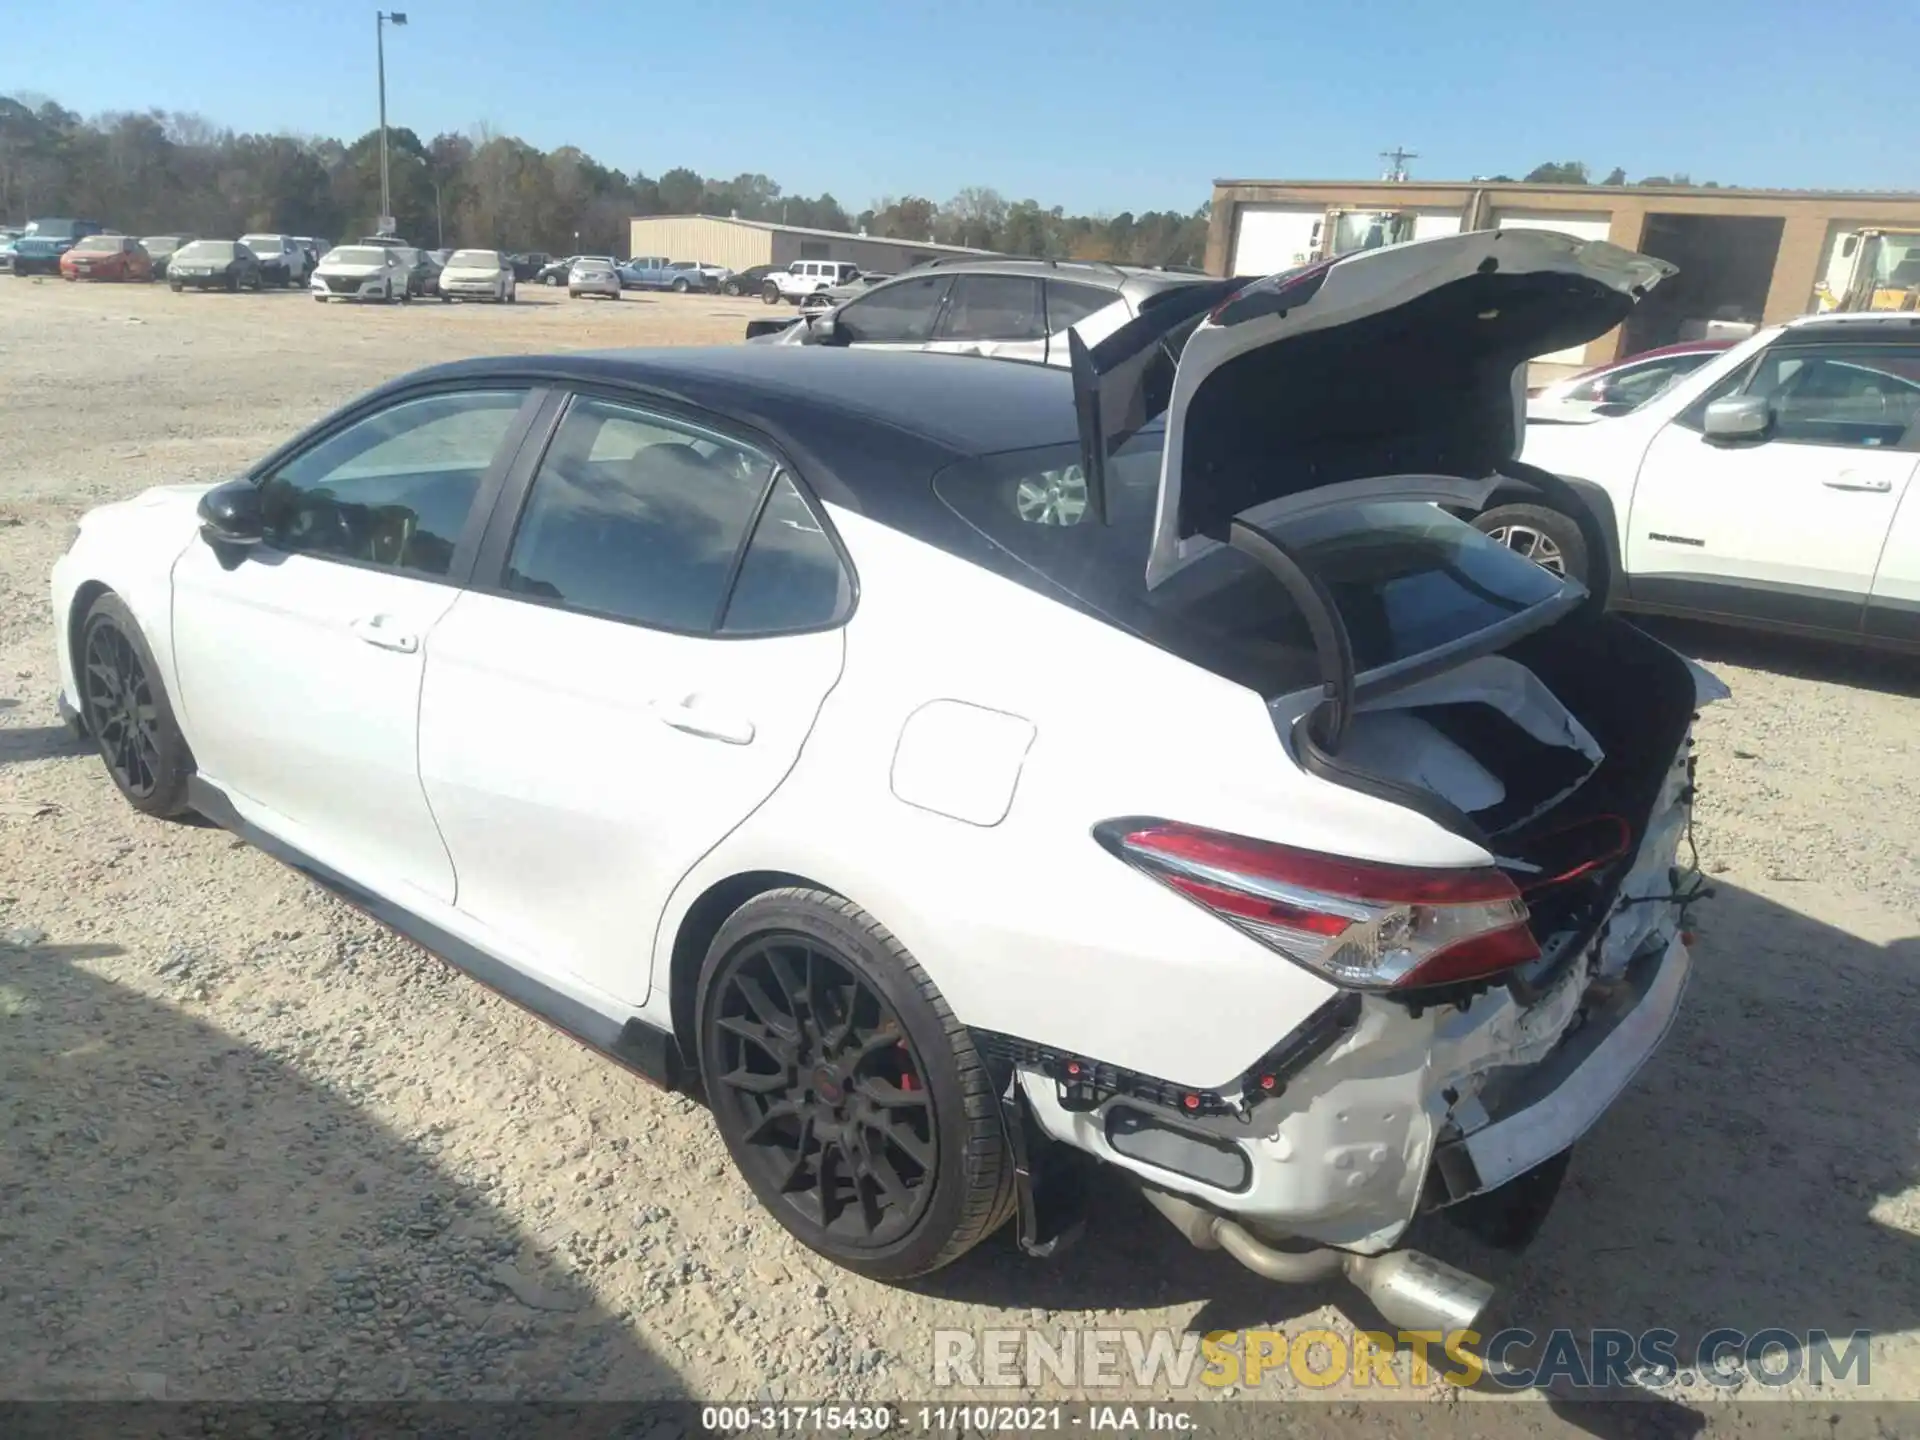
[449,250,499,267]
[933,432,1568,692]
[177,241,236,261]
[71,236,120,253]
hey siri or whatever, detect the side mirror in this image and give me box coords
[198,478,264,549]
[1703,395,1771,442]
[806,312,845,345]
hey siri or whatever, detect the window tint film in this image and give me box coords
[260,388,526,576]
[721,475,849,634]
[503,397,773,631]
[835,274,950,345]
[1045,280,1118,333]
[938,275,1045,342]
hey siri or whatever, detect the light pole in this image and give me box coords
[376,10,409,234]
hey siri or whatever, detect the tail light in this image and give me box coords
[1097,820,1538,991]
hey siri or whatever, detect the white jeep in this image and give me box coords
[763,259,861,306]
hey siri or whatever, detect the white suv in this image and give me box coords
[762,259,860,305]
[1485,311,1920,651]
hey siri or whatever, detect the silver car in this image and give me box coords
[747,258,1212,365]
[569,257,623,300]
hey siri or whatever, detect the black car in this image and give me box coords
[535,255,579,286]
[509,251,550,282]
[167,240,265,292]
[140,235,198,281]
[721,264,777,298]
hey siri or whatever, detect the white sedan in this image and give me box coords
[51,229,1713,1327]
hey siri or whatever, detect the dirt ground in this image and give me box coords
[2,276,1917,1427]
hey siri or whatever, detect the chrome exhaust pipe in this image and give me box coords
[1140,1187,1494,1333]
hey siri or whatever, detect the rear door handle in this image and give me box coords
[649,697,756,745]
[1823,473,1894,492]
[349,614,420,653]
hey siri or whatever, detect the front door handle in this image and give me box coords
[649,697,756,745]
[349,614,420,653]
[1824,472,1894,492]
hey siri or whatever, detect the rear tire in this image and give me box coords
[696,888,1015,1281]
[1472,502,1590,585]
[76,593,194,819]
[545,273,560,285]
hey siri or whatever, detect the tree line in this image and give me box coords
[0,94,1211,266]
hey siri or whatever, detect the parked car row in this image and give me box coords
[531,253,737,293]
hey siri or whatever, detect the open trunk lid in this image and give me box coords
[1070,229,1674,588]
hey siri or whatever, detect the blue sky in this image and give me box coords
[7,0,1917,214]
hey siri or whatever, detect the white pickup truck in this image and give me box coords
[1476,310,1920,652]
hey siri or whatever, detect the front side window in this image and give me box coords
[1742,345,1920,447]
[1571,353,1715,409]
[936,276,1045,343]
[259,389,528,576]
[835,274,951,345]
[502,397,773,631]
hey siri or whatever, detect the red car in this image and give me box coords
[1526,339,1734,423]
[60,235,153,283]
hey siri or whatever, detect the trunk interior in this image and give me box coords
[1336,611,1699,983]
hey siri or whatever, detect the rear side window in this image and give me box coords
[502,397,773,631]
[1046,281,1119,333]
[938,276,1045,342]
[721,475,851,633]
[836,274,951,344]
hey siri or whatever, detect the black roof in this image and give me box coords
[411,345,1080,461]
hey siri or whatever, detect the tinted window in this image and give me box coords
[1046,280,1119,333]
[503,397,773,631]
[938,276,1045,343]
[1744,345,1920,447]
[836,274,951,345]
[260,389,526,576]
[934,432,1566,692]
[722,475,850,634]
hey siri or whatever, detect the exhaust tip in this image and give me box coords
[1342,1249,1495,1334]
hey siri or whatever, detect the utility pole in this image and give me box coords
[1380,146,1418,182]
[376,10,409,233]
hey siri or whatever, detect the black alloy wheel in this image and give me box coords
[78,594,192,816]
[709,937,937,1246]
[698,889,1014,1278]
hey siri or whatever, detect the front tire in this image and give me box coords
[1472,502,1590,584]
[672,277,690,293]
[77,593,193,818]
[544,273,560,286]
[696,888,1015,1281]
[762,283,781,305]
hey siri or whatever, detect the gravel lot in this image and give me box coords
[2,277,1917,1426]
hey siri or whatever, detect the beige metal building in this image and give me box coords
[1208,179,1920,370]
[626,215,1000,276]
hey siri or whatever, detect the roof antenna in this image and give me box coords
[1380,146,1418,182]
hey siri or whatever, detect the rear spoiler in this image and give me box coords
[1068,279,1242,524]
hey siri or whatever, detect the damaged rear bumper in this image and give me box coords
[1011,929,1691,1256]
[1433,930,1690,1203]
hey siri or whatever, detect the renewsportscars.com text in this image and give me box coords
[932,1326,1874,1392]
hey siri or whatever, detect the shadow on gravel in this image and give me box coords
[0,724,89,768]
[917,881,1920,1399]
[1632,615,1920,699]
[0,937,692,1404]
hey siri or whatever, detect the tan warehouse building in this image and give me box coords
[1207,179,1920,370]
[627,214,1000,277]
